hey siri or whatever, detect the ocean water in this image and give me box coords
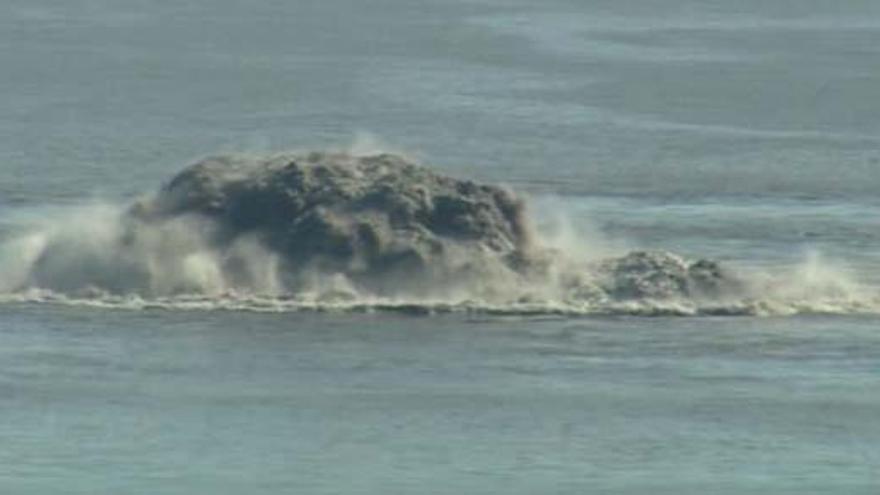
[1,0,879,493]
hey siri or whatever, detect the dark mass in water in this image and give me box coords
[129,152,536,295]
[23,151,742,304]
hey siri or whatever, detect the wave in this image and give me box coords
[1,285,877,317]
[1,150,877,317]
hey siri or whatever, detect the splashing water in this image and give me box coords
[1,152,877,316]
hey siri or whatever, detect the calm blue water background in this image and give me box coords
[1,0,879,493]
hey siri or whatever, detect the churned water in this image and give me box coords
[1,0,879,493]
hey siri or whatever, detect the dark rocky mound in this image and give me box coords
[592,250,742,301]
[130,152,534,294]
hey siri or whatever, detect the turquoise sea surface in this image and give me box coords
[2,0,879,493]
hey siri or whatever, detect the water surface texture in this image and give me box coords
[1,0,879,493]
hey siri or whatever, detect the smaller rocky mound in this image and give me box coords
[591,251,743,300]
